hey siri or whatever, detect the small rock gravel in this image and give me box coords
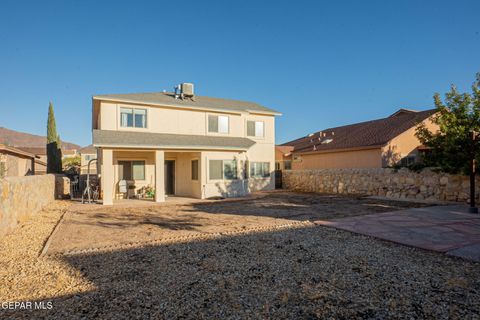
[1,200,479,319]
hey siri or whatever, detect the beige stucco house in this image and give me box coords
[79,144,97,174]
[282,108,438,170]
[92,83,280,205]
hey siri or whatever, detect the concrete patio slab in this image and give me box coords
[315,205,480,262]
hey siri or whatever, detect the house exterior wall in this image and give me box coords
[381,117,438,166]
[95,101,275,142]
[95,100,276,201]
[292,148,383,170]
[0,152,34,177]
[80,152,98,174]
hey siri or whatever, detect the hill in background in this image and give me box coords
[0,127,80,150]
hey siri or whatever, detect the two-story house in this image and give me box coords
[92,83,280,205]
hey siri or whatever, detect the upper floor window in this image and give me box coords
[208,115,229,133]
[120,107,147,128]
[247,120,264,137]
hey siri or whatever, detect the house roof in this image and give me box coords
[0,144,38,159]
[93,130,256,151]
[275,145,294,156]
[283,108,437,154]
[79,144,96,154]
[16,147,46,156]
[93,92,281,115]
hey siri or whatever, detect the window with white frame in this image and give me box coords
[208,115,229,133]
[120,107,147,128]
[250,162,270,178]
[247,120,264,137]
[209,160,237,180]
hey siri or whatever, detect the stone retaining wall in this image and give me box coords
[0,174,56,236]
[283,168,478,202]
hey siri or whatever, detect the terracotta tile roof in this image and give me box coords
[275,145,294,155]
[283,108,437,154]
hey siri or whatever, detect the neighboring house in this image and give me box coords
[79,144,98,174]
[17,146,78,162]
[16,147,47,163]
[275,145,293,170]
[92,83,280,205]
[282,108,437,170]
[0,144,41,177]
[62,149,79,159]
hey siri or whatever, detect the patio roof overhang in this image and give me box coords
[93,129,256,151]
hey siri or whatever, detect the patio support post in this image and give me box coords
[155,150,165,202]
[102,149,114,205]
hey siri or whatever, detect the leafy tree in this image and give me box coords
[416,73,480,174]
[62,155,81,171]
[46,102,63,173]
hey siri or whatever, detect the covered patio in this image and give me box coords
[94,129,258,205]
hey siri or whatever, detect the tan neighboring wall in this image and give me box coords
[292,147,383,170]
[381,117,438,166]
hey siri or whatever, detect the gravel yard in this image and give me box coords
[48,192,430,254]
[1,193,479,319]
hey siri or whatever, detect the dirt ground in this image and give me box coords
[1,198,479,319]
[47,192,430,254]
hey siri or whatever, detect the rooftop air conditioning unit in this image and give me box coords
[181,83,194,97]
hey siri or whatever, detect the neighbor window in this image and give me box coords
[208,115,229,133]
[250,162,270,178]
[209,160,237,180]
[284,160,292,170]
[191,160,199,180]
[247,120,264,137]
[118,160,145,180]
[399,155,416,167]
[120,107,147,128]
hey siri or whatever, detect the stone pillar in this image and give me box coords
[155,150,165,202]
[102,149,114,205]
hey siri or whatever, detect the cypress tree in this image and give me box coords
[46,102,62,173]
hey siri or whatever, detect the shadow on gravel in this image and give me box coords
[187,192,432,221]
[67,212,205,231]
[5,224,479,319]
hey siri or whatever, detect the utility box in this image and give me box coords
[181,83,194,96]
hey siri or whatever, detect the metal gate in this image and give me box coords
[275,170,282,189]
[70,174,99,200]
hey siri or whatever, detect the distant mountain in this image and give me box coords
[0,127,80,151]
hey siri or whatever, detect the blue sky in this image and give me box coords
[0,0,479,147]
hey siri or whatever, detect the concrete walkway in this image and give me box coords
[316,205,480,262]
